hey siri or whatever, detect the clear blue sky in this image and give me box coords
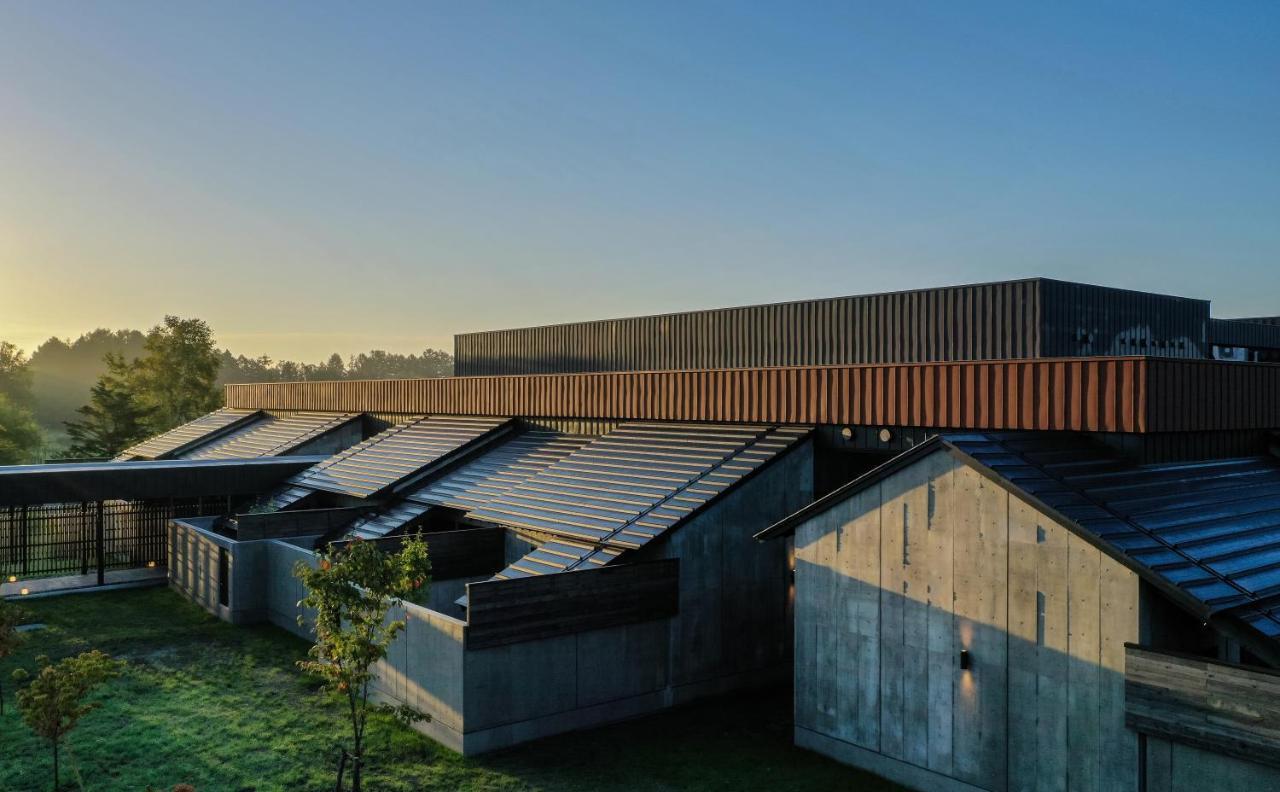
[1,2,1276,360]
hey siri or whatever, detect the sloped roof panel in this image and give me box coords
[482,422,811,581]
[181,412,360,460]
[287,415,511,499]
[116,408,262,460]
[339,429,592,541]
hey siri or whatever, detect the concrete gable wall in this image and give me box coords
[793,450,1140,792]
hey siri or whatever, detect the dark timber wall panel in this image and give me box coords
[464,559,679,649]
[1126,645,1280,769]
[454,280,1210,376]
[457,280,1045,375]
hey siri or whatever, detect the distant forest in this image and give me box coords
[11,327,452,438]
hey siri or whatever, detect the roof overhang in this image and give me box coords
[0,456,325,506]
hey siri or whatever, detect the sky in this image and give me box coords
[1,2,1277,361]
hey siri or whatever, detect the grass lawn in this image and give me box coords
[0,587,903,792]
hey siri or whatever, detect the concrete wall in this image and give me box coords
[170,440,815,756]
[642,439,812,689]
[1144,737,1280,792]
[169,518,273,624]
[792,449,1140,792]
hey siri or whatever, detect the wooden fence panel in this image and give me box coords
[1126,644,1280,768]
[465,559,679,650]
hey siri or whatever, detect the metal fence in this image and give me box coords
[0,496,234,583]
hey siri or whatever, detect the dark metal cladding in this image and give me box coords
[0,456,323,506]
[1210,318,1280,352]
[1037,279,1208,358]
[453,278,1209,376]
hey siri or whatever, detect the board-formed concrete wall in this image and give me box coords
[170,518,274,624]
[1144,737,1280,792]
[792,449,1140,792]
[171,440,815,755]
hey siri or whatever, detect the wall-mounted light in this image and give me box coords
[879,428,893,444]
[840,426,853,440]
[147,561,157,568]
[959,649,971,670]
[7,575,15,583]
[20,587,30,596]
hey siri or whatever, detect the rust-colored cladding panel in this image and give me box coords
[224,357,1278,434]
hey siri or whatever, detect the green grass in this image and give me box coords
[0,588,902,792]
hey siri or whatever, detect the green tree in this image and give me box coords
[0,599,31,716]
[63,353,153,458]
[0,341,34,408]
[0,393,42,464]
[294,536,432,792]
[13,649,122,791]
[131,316,222,433]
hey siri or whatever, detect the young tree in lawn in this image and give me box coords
[64,353,153,458]
[0,599,32,715]
[294,535,432,792]
[13,649,122,791]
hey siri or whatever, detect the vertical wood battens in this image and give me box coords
[224,357,1277,433]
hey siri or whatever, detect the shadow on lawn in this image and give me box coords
[0,588,902,792]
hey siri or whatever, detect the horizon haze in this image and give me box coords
[2,2,1276,360]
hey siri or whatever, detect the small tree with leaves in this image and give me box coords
[0,598,32,715]
[13,649,122,791]
[295,536,432,792]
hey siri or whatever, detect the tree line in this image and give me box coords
[0,318,453,463]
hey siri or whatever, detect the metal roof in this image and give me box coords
[284,414,512,499]
[0,456,323,506]
[116,408,262,460]
[181,412,360,460]
[480,422,812,579]
[341,429,593,541]
[760,431,1280,647]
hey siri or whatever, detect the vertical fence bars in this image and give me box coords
[0,496,233,584]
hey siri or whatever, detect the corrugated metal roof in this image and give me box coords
[763,431,1280,647]
[948,434,1280,629]
[341,429,593,541]
[181,412,360,460]
[285,414,512,499]
[116,408,262,460]
[481,422,812,580]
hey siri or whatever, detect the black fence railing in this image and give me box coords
[0,496,236,583]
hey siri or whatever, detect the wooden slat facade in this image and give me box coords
[464,559,679,649]
[1126,645,1280,769]
[226,357,1280,434]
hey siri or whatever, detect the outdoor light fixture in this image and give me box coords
[147,561,157,568]
[7,575,15,583]
[20,588,29,596]
[879,428,893,443]
[840,426,853,440]
[959,649,971,670]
